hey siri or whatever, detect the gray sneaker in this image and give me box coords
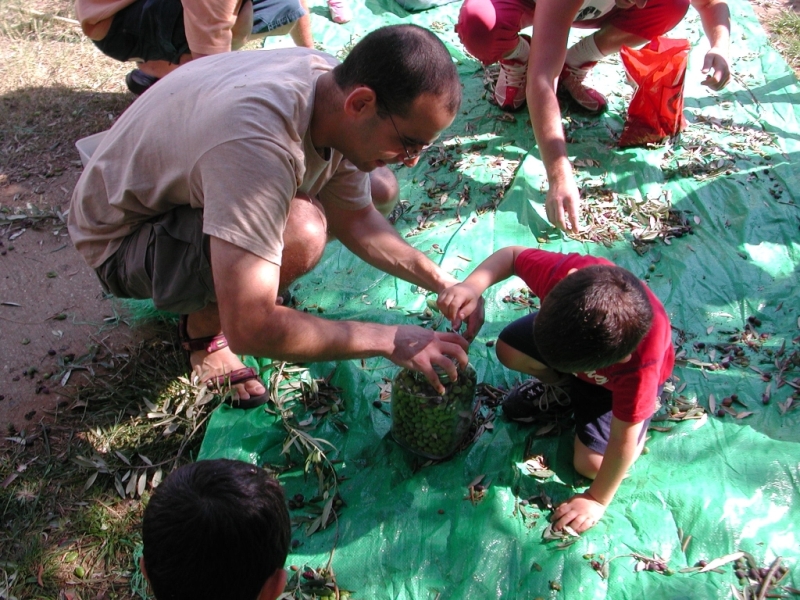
[501,379,573,423]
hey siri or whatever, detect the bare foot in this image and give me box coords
[189,345,266,401]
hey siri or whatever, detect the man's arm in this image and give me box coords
[527,0,584,233]
[325,201,485,340]
[691,0,731,90]
[210,237,470,392]
[552,417,644,533]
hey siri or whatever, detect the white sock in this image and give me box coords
[565,34,605,68]
[503,36,529,62]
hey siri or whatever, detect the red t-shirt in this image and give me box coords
[514,249,674,423]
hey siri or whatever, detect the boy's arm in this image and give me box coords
[437,246,528,326]
[551,417,644,533]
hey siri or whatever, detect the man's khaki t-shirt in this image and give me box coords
[68,48,372,269]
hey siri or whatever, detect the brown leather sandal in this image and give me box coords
[179,315,269,409]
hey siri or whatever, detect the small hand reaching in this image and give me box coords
[437,283,481,329]
[701,49,730,91]
[551,492,606,534]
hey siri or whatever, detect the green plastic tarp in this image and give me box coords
[194,0,800,597]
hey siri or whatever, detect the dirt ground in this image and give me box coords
[1,0,798,433]
[0,169,153,431]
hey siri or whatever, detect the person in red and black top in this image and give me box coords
[437,246,674,533]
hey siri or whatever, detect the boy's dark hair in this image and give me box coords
[142,459,291,600]
[333,24,461,118]
[534,266,654,373]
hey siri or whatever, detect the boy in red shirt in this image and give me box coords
[437,246,674,533]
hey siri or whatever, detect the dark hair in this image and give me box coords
[333,24,461,117]
[142,459,291,600]
[534,266,654,373]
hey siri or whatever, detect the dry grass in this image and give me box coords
[0,318,216,600]
[0,0,132,185]
[769,9,800,72]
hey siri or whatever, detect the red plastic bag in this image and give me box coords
[618,36,691,147]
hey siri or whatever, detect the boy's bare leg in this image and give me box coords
[186,194,327,400]
[572,434,646,480]
[495,339,566,384]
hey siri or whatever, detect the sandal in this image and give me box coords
[326,0,352,24]
[178,315,269,409]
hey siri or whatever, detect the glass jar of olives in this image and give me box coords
[390,362,477,460]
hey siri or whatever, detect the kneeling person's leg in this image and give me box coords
[96,206,214,315]
[571,379,650,479]
[96,206,268,404]
[497,312,565,383]
[279,193,328,292]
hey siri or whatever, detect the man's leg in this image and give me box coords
[185,194,328,401]
[369,167,400,218]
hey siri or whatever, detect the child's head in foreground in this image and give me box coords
[534,265,654,373]
[142,458,291,600]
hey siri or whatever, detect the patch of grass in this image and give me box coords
[0,0,133,186]
[769,9,800,74]
[0,319,218,600]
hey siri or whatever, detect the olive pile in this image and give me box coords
[391,363,477,459]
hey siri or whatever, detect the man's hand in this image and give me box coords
[551,492,606,533]
[389,326,469,394]
[545,179,582,233]
[701,48,730,90]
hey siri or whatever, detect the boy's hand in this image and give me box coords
[437,283,481,329]
[551,492,606,533]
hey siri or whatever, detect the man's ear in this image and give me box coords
[258,567,288,600]
[342,86,378,118]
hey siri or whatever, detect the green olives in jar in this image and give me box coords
[390,363,477,460]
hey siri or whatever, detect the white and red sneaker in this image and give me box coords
[494,35,530,111]
[327,0,351,24]
[558,62,608,115]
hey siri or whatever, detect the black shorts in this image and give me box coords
[93,0,190,64]
[498,312,655,454]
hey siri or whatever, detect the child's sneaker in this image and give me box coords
[327,0,351,24]
[558,62,607,115]
[501,379,573,423]
[494,35,530,111]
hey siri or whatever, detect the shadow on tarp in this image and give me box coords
[195,0,800,596]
